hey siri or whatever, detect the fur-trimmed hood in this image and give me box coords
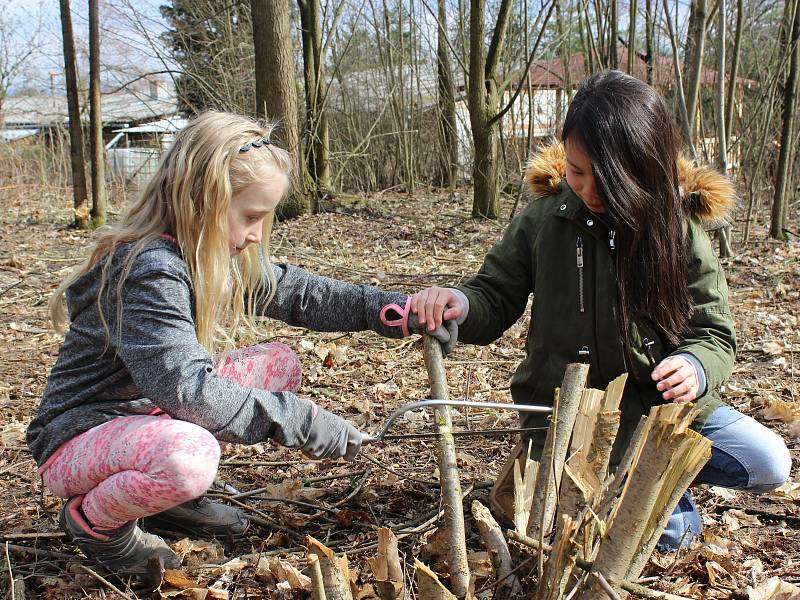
[523,140,736,223]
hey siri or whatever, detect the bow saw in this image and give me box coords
[362,399,553,444]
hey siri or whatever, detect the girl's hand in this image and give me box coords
[651,356,699,404]
[410,287,465,331]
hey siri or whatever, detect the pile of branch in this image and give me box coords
[510,364,712,599]
[304,360,711,600]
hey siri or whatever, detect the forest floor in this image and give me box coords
[0,180,798,599]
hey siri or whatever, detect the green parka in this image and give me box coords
[457,142,737,463]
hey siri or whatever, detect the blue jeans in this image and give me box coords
[657,405,791,550]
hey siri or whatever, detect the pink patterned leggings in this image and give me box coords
[40,343,301,530]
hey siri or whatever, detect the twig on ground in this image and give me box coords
[303,470,368,484]
[507,531,695,600]
[76,564,131,599]
[329,467,372,508]
[207,492,340,515]
[222,496,306,542]
[593,571,623,600]
[1,532,66,541]
[473,556,536,595]
[4,543,79,561]
[360,453,439,486]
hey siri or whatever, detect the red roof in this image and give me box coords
[526,49,756,89]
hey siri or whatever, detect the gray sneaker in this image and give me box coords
[142,496,250,540]
[60,496,182,585]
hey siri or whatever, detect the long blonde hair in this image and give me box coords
[50,111,293,352]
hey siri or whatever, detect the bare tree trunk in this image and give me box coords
[88,0,105,228]
[628,0,638,74]
[715,0,734,257]
[556,0,571,128]
[609,0,619,67]
[472,501,521,598]
[299,0,331,213]
[645,0,654,83]
[684,0,708,140]
[771,0,800,239]
[437,0,458,189]
[725,0,744,147]
[468,0,513,218]
[59,0,89,229]
[664,0,697,157]
[251,0,310,219]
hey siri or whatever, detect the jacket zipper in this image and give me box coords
[576,236,585,313]
[608,230,616,250]
[643,338,656,368]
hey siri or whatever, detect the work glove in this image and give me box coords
[379,297,458,355]
[408,313,458,355]
[301,404,365,461]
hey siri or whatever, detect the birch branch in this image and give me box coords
[528,363,590,542]
[423,334,471,598]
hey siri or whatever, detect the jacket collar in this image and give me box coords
[523,140,736,223]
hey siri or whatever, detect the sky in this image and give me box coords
[4,0,173,95]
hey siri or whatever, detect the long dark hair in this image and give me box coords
[561,70,692,346]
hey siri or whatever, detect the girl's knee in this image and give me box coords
[158,423,220,500]
[747,435,791,493]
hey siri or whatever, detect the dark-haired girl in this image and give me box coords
[409,70,790,549]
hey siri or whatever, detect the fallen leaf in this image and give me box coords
[770,481,800,501]
[708,486,739,501]
[743,558,764,584]
[746,576,800,600]
[163,570,199,588]
[761,398,800,424]
[762,341,784,355]
[467,551,494,579]
[723,509,762,530]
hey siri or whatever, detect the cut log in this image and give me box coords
[368,528,406,600]
[528,363,590,542]
[307,536,354,600]
[471,500,522,598]
[423,335,470,598]
[626,413,712,580]
[573,404,712,599]
[414,559,458,600]
[308,553,327,600]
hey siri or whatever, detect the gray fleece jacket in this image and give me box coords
[27,238,407,467]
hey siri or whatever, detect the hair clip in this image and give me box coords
[239,138,272,153]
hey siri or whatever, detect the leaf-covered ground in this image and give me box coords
[0,180,798,598]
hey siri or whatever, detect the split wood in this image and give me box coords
[307,536,353,600]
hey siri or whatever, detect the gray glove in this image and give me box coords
[408,313,458,355]
[301,405,364,461]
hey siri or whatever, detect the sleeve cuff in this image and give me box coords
[674,352,707,397]
[448,288,470,325]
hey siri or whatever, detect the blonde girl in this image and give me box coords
[27,111,454,581]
